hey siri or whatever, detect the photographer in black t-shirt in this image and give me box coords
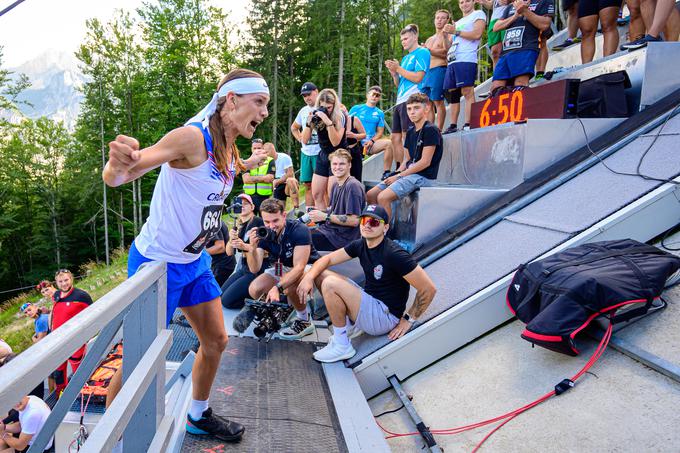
[247,198,320,340]
[298,204,437,363]
[367,93,443,221]
[221,194,266,309]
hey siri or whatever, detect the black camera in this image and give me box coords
[233,298,294,339]
[256,226,277,242]
[226,198,242,215]
[310,106,330,129]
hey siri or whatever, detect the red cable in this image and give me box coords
[376,322,614,451]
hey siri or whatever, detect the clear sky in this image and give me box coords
[0,0,251,67]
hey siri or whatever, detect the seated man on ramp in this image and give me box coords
[247,198,320,339]
[297,204,437,362]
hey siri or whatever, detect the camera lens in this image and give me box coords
[256,226,270,239]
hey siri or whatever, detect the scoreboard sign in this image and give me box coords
[470,79,580,129]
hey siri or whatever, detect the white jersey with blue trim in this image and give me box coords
[134,124,235,264]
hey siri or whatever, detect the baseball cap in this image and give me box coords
[300,82,318,95]
[237,193,253,205]
[361,204,389,224]
[20,303,32,313]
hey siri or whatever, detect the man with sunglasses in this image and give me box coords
[20,303,50,344]
[349,86,394,181]
[298,204,437,362]
[291,82,321,207]
[51,269,93,396]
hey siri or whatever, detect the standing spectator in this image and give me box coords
[423,10,453,131]
[308,150,366,251]
[221,194,267,309]
[342,104,367,181]
[297,204,437,363]
[301,88,348,210]
[242,139,275,213]
[442,0,487,133]
[20,304,49,344]
[291,82,321,207]
[621,0,679,48]
[51,269,93,396]
[367,93,443,221]
[205,219,235,287]
[578,0,621,62]
[265,142,300,211]
[0,395,53,452]
[491,0,555,91]
[384,25,431,178]
[479,0,512,66]
[349,87,393,181]
[247,199,320,340]
[551,0,581,50]
[34,281,56,303]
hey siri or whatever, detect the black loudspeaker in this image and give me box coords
[577,70,631,118]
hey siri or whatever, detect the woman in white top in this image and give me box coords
[102,68,269,443]
[442,0,487,133]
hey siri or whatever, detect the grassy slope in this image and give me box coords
[0,250,129,354]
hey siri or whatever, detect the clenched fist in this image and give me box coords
[108,135,141,173]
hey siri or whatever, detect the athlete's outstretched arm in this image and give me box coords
[103,127,202,187]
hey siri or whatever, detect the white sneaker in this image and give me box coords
[313,339,356,363]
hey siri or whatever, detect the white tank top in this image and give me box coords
[135,124,235,263]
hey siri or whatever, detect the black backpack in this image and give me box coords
[507,239,680,356]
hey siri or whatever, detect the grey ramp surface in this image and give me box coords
[347,221,569,366]
[348,112,680,367]
[507,118,680,234]
[182,336,347,453]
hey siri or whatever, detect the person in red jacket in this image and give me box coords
[51,269,93,396]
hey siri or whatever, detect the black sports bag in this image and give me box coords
[507,239,680,356]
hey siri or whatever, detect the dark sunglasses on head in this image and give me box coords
[55,269,70,277]
[360,217,383,228]
[252,138,263,145]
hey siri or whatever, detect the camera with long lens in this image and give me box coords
[310,106,330,129]
[256,226,277,242]
[232,298,294,339]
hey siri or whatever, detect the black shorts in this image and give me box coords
[311,230,337,251]
[562,0,577,11]
[578,0,622,17]
[391,102,413,133]
[314,151,331,177]
[273,184,287,201]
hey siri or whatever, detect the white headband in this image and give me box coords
[185,77,270,128]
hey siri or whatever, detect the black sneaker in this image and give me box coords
[186,408,245,442]
[442,124,458,135]
[552,38,576,51]
[621,34,662,51]
[381,170,392,181]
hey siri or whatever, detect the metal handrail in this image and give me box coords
[0,262,171,453]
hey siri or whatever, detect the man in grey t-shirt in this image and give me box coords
[307,149,366,251]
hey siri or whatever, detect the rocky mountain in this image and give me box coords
[8,50,85,130]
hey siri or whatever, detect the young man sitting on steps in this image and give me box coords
[297,204,437,362]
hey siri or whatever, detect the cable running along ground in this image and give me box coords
[577,105,680,185]
[375,322,614,451]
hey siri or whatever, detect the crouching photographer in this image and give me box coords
[246,199,320,340]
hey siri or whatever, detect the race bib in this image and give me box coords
[446,42,459,64]
[503,26,525,51]
[183,205,224,254]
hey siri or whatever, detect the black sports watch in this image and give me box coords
[402,313,415,325]
[276,283,284,293]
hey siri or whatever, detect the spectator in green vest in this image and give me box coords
[242,139,276,212]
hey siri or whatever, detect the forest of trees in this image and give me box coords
[0,0,479,299]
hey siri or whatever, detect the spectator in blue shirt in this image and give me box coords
[21,303,50,343]
[349,86,395,180]
[385,24,430,178]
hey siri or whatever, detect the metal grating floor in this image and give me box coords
[181,336,347,453]
[167,311,200,362]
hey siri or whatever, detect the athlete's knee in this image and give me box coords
[204,330,228,354]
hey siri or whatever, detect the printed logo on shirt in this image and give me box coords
[503,26,525,51]
[514,284,521,292]
[374,264,384,280]
[207,192,228,202]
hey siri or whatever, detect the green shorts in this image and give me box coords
[300,153,318,183]
[487,19,505,48]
